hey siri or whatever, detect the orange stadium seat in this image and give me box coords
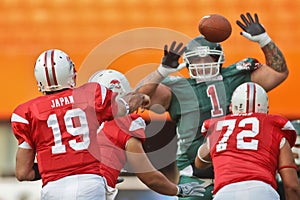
[1,0,300,120]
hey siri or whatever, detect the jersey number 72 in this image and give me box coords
[215,117,259,152]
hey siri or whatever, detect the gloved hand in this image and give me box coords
[157,41,187,77]
[177,182,206,197]
[236,12,271,48]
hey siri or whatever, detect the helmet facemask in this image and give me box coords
[184,36,224,81]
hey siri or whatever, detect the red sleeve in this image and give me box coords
[11,103,34,148]
[94,83,115,122]
[114,114,146,143]
[273,115,297,147]
[201,118,212,137]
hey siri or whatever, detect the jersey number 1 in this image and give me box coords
[207,85,224,117]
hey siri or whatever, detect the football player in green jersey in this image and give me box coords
[137,12,288,200]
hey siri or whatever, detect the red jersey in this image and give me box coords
[11,82,116,186]
[201,113,296,194]
[96,114,146,188]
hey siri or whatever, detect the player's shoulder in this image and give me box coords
[118,114,146,131]
[265,114,297,146]
[111,114,146,140]
[201,118,216,136]
[162,75,187,85]
[74,82,113,100]
[265,113,290,125]
[76,82,103,92]
[12,95,46,116]
[128,113,144,121]
[223,58,261,73]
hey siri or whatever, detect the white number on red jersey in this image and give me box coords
[47,108,90,154]
[216,117,259,152]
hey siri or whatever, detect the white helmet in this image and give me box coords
[34,49,76,93]
[231,82,268,114]
[88,69,131,97]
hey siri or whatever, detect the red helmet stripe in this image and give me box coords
[51,50,58,85]
[246,83,256,113]
[246,83,250,113]
[253,84,256,112]
[44,51,51,86]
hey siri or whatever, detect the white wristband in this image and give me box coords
[257,32,271,48]
[157,64,175,77]
[197,146,212,164]
[241,32,271,48]
[118,97,130,115]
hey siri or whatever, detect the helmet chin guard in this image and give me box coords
[34,49,76,93]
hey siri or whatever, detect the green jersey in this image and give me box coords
[162,58,259,170]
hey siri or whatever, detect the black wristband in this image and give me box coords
[32,163,41,181]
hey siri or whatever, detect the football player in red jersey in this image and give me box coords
[195,82,300,200]
[88,69,206,199]
[10,49,150,200]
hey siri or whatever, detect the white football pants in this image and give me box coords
[213,180,279,200]
[41,174,106,200]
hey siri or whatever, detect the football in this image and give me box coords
[198,14,232,43]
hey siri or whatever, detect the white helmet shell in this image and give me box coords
[34,49,76,93]
[88,69,131,97]
[231,82,268,114]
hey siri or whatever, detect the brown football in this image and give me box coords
[198,14,232,43]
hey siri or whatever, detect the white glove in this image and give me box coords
[240,32,271,48]
[157,62,187,77]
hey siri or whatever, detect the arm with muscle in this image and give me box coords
[236,12,288,92]
[15,148,38,181]
[136,71,172,113]
[251,41,288,91]
[125,137,178,196]
[278,140,300,199]
[195,142,212,169]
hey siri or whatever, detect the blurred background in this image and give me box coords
[0,0,299,199]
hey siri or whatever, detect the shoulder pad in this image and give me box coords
[235,58,262,71]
